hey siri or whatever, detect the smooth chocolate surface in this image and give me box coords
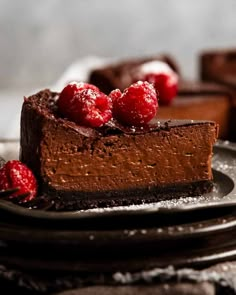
[20,90,218,210]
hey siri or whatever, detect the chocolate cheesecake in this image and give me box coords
[20,89,218,210]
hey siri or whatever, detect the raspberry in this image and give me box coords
[135,61,178,105]
[0,160,37,202]
[144,72,178,105]
[109,89,122,103]
[113,81,158,126]
[58,85,112,127]
[57,82,99,116]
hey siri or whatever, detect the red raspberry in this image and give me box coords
[109,89,122,103]
[0,160,37,202]
[144,72,178,105]
[58,82,112,127]
[135,61,178,105]
[113,81,158,126]
[58,86,112,127]
[57,82,99,115]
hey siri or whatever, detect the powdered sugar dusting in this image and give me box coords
[79,196,211,214]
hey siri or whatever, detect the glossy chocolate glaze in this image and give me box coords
[20,90,218,210]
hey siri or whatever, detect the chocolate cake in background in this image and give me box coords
[157,80,233,140]
[200,49,236,88]
[89,54,180,94]
[200,49,236,141]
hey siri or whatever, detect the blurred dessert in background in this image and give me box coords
[200,49,236,141]
[158,80,233,140]
[200,48,236,88]
[89,54,179,95]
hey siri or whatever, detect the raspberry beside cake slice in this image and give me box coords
[20,86,218,210]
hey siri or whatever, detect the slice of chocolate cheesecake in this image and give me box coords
[20,89,218,210]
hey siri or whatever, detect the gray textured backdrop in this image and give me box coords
[0,0,236,91]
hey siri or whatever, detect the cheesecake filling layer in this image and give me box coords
[41,122,216,194]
